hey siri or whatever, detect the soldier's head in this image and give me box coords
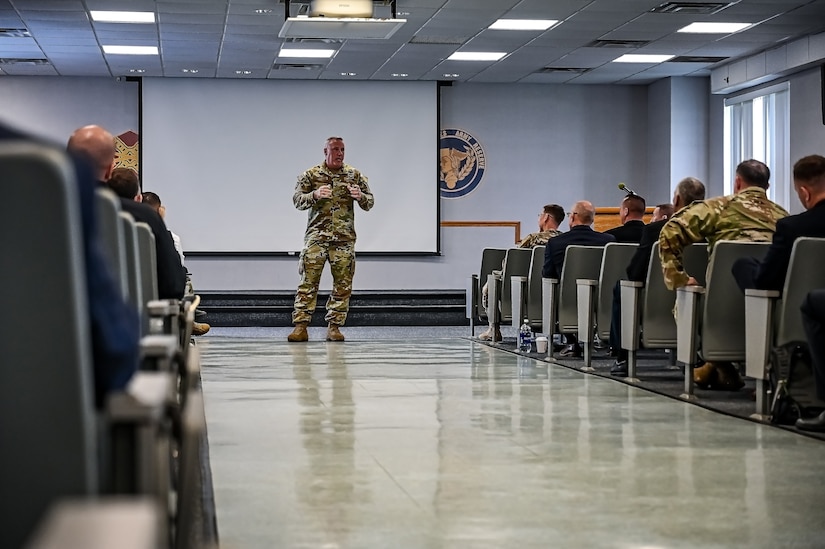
[324,136,345,170]
[107,167,140,201]
[142,191,166,218]
[672,176,705,212]
[540,204,565,230]
[619,194,646,224]
[734,159,770,192]
[652,203,674,222]
[568,200,595,228]
[67,124,117,183]
[792,154,825,210]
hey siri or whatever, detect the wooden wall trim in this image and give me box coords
[440,221,522,244]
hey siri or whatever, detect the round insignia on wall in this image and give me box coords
[439,128,486,199]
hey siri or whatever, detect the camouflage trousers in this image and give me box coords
[292,240,355,326]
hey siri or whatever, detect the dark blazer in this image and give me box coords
[604,219,646,244]
[625,219,667,281]
[120,199,187,300]
[542,225,616,278]
[732,199,825,291]
[1,122,139,407]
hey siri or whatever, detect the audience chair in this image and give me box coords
[676,241,770,399]
[542,245,604,361]
[745,237,825,419]
[467,247,506,335]
[174,390,207,549]
[95,187,129,299]
[498,247,533,329]
[576,243,638,368]
[620,243,708,380]
[119,211,144,325]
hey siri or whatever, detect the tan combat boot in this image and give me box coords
[287,323,309,342]
[693,362,717,389]
[326,324,345,342]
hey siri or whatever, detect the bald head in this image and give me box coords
[569,200,596,227]
[67,125,116,182]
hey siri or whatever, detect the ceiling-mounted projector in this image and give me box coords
[279,0,406,40]
[310,0,374,18]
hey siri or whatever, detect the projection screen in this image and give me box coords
[141,78,439,254]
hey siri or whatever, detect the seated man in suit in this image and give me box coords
[732,154,825,292]
[543,200,615,357]
[651,203,674,223]
[603,193,646,243]
[68,125,187,301]
[797,289,825,431]
[609,177,705,376]
[659,159,788,390]
[479,203,565,341]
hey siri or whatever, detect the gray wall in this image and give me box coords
[5,72,819,291]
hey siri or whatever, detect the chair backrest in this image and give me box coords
[95,188,129,298]
[136,221,159,303]
[477,248,506,318]
[0,142,99,549]
[701,240,771,361]
[641,242,709,348]
[557,246,605,332]
[775,237,825,346]
[499,247,533,323]
[596,243,638,340]
[119,211,143,317]
[526,245,545,329]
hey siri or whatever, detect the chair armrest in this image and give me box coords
[744,289,781,299]
[140,334,179,373]
[146,299,181,336]
[619,280,644,289]
[620,282,643,350]
[744,291,781,380]
[676,286,705,365]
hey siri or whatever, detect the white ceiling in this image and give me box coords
[1,0,824,84]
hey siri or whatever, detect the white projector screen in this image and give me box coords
[140,78,439,254]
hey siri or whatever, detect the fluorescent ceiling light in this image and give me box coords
[613,54,674,63]
[90,11,155,23]
[489,19,558,31]
[448,52,506,61]
[102,45,158,55]
[278,48,336,59]
[678,22,752,33]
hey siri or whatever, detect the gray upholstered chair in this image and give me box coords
[498,247,532,327]
[466,247,506,334]
[96,187,129,299]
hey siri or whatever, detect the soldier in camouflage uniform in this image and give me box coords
[658,159,788,389]
[288,137,374,342]
[478,204,565,341]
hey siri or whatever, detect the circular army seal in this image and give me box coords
[439,129,486,199]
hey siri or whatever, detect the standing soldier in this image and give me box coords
[658,158,788,389]
[288,136,374,342]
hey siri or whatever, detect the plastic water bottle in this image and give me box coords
[518,319,533,352]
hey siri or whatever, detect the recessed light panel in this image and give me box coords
[613,54,675,63]
[488,19,559,31]
[678,22,752,33]
[447,52,506,61]
[278,49,336,59]
[91,11,155,23]
[102,45,158,55]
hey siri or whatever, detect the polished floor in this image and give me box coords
[199,328,825,549]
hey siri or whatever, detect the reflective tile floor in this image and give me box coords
[199,328,825,549]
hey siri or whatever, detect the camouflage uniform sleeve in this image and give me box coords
[293,170,317,211]
[355,171,374,211]
[518,233,535,248]
[658,200,717,290]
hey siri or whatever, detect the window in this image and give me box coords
[723,83,790,207]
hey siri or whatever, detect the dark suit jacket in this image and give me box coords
[604,219,646,243]
[1,122,139,407]
[120,199,187,300]
[625,219,666,281]
[732,199,825,291]
[542,225,616,278]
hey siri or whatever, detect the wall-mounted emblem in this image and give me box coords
[439,129,486,199]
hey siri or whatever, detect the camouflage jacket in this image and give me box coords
[293,162,374,242]
[519,229,562,248]
[658,186,788,289]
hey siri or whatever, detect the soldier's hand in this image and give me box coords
[314,184,332,200]
[686,276,699,286]
[348,185,361,200]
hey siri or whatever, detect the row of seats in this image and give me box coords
[468,234,825,419]
[0,141,210,548]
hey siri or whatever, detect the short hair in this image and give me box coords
[736,159,770,189]
[543,204,565,226]
[141,191,162,210]
[655,203,674,218]
[622,194,646,215]
[573,200,596,225]
[107,167,140,199]
[325,136,344,146]
[675,176,705,206]
[793,155,825,189]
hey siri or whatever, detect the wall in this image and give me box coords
[788,67,825,214]
[0,75,726,292]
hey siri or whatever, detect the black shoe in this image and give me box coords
[559,343,583,358]
[796,410,825,432]
[610,359,628,377]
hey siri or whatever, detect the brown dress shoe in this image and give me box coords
[714,362,745,391]
[693,362,717,389]
[326,324,345,342]
[287,323,309,342]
